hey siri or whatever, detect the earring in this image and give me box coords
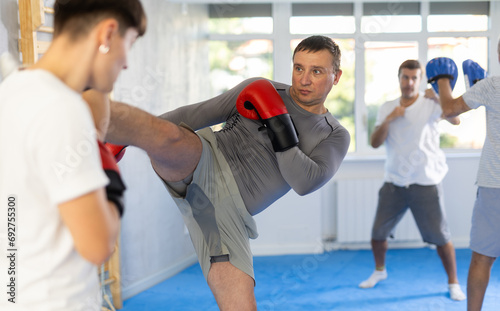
[99,45,110,54]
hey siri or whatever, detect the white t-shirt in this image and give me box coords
[0,70,108,310]
[463,76,500,188]
[375,93,448,187]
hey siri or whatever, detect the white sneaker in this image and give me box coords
[359,270,387,288]
[449,283,466,301]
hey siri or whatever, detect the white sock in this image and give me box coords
[448,283,466,301]
[359,269,387,288]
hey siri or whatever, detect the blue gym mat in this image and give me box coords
[120,248,500,310]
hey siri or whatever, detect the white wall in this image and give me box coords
[441,154,480,247]
[111,1,210,299]
[0,0,19,82]
[251,188,325,255]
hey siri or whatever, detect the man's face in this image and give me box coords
[399,68,421,99]
[290,49,341,109]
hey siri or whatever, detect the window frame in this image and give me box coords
[207,1,500,155]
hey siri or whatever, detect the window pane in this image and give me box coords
[209,17,273,35]
[428,15,488,32]
[290,16,355,34]
[291,38,356,152]
[365,41,419,146]
[428,37,488,149]
[429,1,489,16]
[361,16,421,33]
[292,2,353,16]
[209,40,273,97]
[327,39,355,152]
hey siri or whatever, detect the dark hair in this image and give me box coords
[54,0,147,38]
[293,35,341,72]
[398,59,422,77]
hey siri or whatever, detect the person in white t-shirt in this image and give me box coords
[0,1,146,310]
[429,40,500,311]
[358,59,466,301]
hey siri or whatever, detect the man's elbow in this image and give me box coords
[295,188,311,196]
[441,107,458,119]
[369,129,383,148]
[79,241,116,266]
[439,98,459,118]
[293,180,324,196]
[76,222,119,266]
[370,138,381,149]
[448,116,460,125]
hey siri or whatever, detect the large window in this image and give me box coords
[208,4,273,97]
[208,1,495,154]
[209,40,273,96]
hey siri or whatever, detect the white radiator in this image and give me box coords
[335,178,423,245]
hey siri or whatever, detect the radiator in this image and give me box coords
[335,178,422,244]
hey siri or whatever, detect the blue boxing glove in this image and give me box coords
[426,57,458,94]
[463,59,487,90]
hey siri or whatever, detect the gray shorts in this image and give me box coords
[470,186,500,257]
[371,182,451,246]
[161,127,258,281]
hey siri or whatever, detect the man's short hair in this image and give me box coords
[398,59,422,77]
[293,35,341,73]
[54,0,147,39]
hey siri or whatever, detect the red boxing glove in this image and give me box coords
[104,142,127,163]
[236,79,299,152]
[98,141,126,217]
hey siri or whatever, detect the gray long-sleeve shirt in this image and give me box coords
[159,78,350,215]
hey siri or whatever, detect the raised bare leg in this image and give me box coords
[107,100,202,182]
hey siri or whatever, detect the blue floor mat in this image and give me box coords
[121,248,500,310]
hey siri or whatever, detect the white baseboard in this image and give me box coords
[122,254,198,300]
[324,237,471,252]
[325,241,427,251]
[450,237,470,249]
[251,243,323,256]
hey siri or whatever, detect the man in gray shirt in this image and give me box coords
[105,35,350,310]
